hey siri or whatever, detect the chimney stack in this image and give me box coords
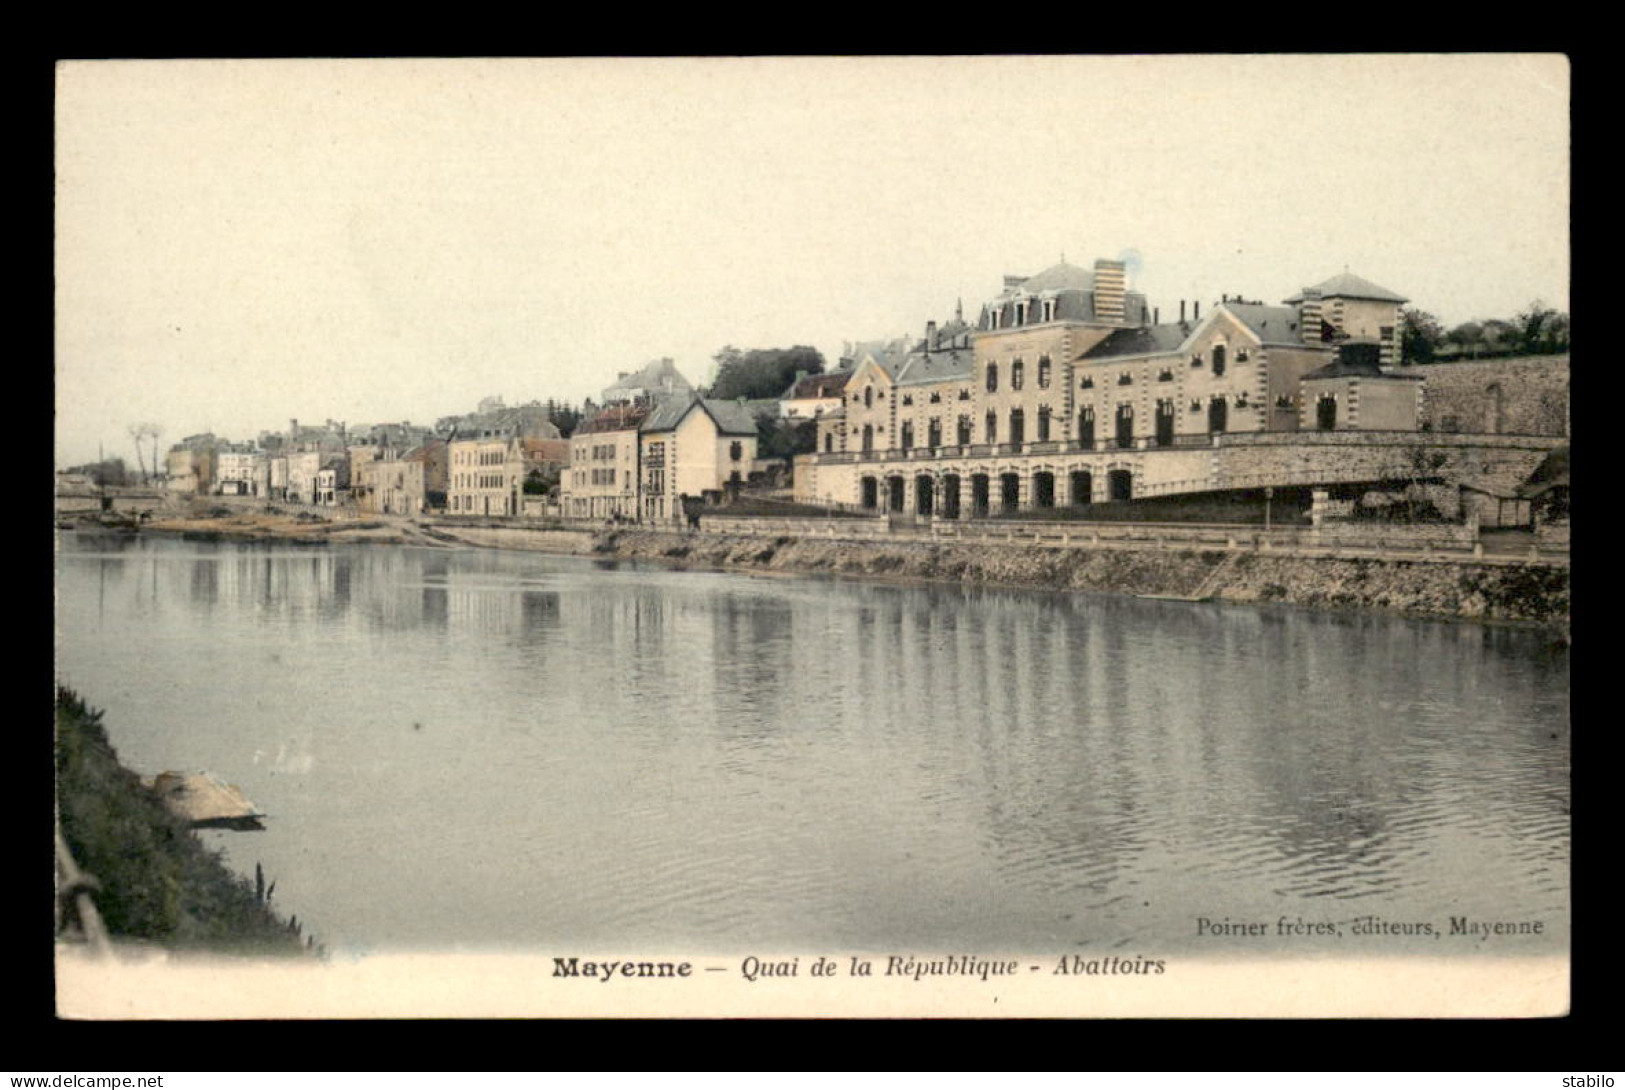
[926,320,938,350]
[1194,301,1201,321]
[1179,300,1186,323]
[1154,307,1160,325]
[1094,259,1127,324]
[1299,289,1324,344]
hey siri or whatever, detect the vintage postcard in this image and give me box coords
[53,54,1570,1019]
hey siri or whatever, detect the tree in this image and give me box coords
[754,411,817,461]
[1448,321,1484,359]
[1400,308,1445,364]
[1515,300,1570,355]
[127,424,154,484]
[1387,442,1451,523]
[708,346,825,401]
[1481,319,1518,357]
[547,400,584,438]
[67,458,130,488]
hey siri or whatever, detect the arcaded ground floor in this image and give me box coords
[791,432,1566,519]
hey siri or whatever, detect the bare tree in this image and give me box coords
[127,423,152,484]
[148,425,163,485]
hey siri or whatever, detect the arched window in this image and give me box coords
[1212,344,1227,377]
[730,441,743,461]
[864,386,873,409]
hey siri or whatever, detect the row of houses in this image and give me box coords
[161,400,572,516]
[146,253,1569,528]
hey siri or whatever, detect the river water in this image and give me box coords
[54,533,1569,959]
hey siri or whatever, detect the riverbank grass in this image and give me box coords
[54,686,314,956]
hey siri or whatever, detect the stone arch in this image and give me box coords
[1032,468,1056,508]
[1107,468,1133,502]
[1070,469,1093,505]
[914,473,935,516]
[999,471,1021,512]
[860,476,879,509]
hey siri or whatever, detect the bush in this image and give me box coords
[55,687,313,955]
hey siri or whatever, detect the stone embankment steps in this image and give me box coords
[1186,551,1242,600]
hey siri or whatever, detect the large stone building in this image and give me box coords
[562,395,761,522]
[365,439,449,516]
[215,445,268,496]
[600,358,693,406]
[798,258,1413,514]
[444,400,564,516]
[636,397,760,522]
[565,403,648,521]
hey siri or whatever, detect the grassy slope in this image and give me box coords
[55,686,313,956]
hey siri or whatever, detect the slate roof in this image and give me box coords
[784,371,852,400]
[1004,260,1096,294]
[1079,323,1194,361]
[1454,451,1551,499]
[1284,272,1409,305]
[601,358,694,403]
[640,396,762,436]
[1518,446,1570,498]
[893,346,977,386]
[1222,303,1314,346]
[980,288,1150,330]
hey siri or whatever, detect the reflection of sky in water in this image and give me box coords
[55,535,1568,958]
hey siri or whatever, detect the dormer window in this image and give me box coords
[1015,301,1029,326]
[1041,299,1056,323]
[989,309,1002,331]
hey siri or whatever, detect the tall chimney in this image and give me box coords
[1094,259,1126,324]
[1154,307,1160,325]
[1179,300,1186,323]
[1299,289,1324,344]
[926,320,938,350]
[1194,301,1201,321]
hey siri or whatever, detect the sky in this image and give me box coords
[54,54,1570,470]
